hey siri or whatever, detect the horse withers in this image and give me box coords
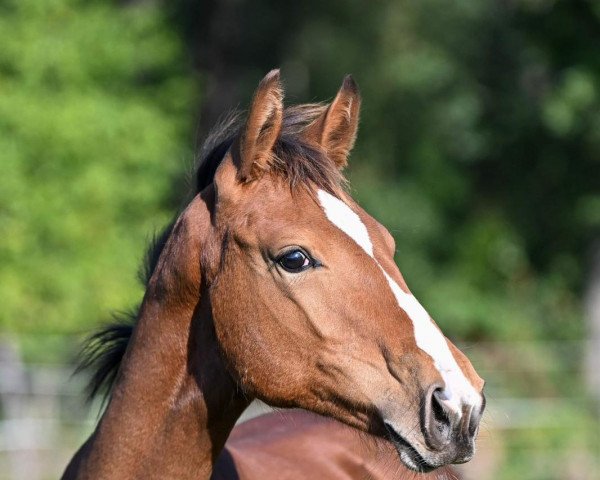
[62,70,485,479]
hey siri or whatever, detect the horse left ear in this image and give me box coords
[234,69,284,183]
[304,75,361,169]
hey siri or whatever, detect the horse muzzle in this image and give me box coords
[383,383,486,472]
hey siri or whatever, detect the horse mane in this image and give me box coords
[77,103,345,402]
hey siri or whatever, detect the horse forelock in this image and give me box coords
[196,104,346,197]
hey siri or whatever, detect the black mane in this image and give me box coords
[78,103,344,401]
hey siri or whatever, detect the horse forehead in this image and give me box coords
[316,191,393,262]
[249,179,315,211]
[236,184,333,234]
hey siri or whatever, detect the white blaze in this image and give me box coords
[317,190,480,413]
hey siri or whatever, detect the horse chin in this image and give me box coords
[383,422,438,473]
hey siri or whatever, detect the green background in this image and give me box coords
[0,1,598,479]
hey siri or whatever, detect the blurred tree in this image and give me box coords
[168,0,599,343]
[0,0,597,477]
[0,0,198,339]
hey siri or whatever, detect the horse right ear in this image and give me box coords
[233,69,284,183]
[303,75,361,170]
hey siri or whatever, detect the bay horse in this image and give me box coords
[62,70,485,479]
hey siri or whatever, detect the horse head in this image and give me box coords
[205,70,485,472]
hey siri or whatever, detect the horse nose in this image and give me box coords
[422,384,485,458]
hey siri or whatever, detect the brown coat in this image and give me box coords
[213,410,460,479]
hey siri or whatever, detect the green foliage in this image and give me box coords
[1,0,598,477]
[0,0,197,335]
[168,0,598,343]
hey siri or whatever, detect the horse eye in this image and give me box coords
[278,249,313,273]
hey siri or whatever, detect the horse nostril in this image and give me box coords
[422,385,454,451]
[467,392,486,438]
[432,390,448,424]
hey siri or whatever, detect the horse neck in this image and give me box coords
[63,190,249,480]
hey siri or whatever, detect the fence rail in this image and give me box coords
[0,339,598,480]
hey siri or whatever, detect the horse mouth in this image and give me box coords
[383,422,437,473]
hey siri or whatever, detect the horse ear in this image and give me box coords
[304,75,361,169]
[234,69,284,183]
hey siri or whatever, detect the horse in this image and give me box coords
[62,70,485,479]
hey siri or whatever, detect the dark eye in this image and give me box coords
[277,249,313,273]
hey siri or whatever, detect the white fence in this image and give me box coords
[0,339,598,480]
